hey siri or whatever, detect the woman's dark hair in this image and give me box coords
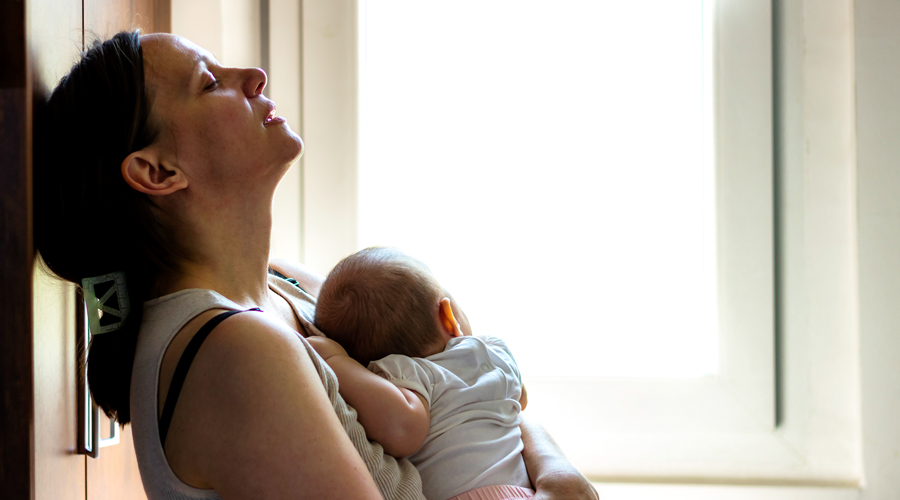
[34,31,177,424]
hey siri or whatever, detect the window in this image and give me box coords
[358,0,718,380]
[295,0,861,487]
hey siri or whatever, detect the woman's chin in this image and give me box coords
[291,134,305,161]
[273,138,304,178]
[282,127,304,163]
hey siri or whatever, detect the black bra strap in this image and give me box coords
[158,308,261,447]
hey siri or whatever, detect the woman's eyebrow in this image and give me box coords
[186,55,217,91]
[198,53,220,68]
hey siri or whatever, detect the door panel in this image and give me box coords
[28,0,83,94]
[133,0,169,34]
[33,267,85,500]
[8,0,168,498]
[28,0,86,498]
[82,2,162,499]
[85,0,133,39]
[87,416,148,500]
[85,0,165,39]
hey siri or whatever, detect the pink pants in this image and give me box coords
[445,484,535,500]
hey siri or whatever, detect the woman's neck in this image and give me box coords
[154,189,278,309]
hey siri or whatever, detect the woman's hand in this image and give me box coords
[531,472,599,500]
[520,415,599,500]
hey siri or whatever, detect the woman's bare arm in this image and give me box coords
[163,312,384,499]
[520,414,599,500]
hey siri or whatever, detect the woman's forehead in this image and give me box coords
[140,34,216,93]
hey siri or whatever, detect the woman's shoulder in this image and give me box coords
[166,310,319,418]
[155,309,344,492]
[132,297,335,497]
[157,309,314,419]
[183,308,303,354]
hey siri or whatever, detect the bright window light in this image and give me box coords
[358,0,717,379]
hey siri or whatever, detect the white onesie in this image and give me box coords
[369,336,530,500]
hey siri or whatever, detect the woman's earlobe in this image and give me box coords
[121,150,187,195]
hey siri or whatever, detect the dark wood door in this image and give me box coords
[0,0,38,494]
[1,1,168,498]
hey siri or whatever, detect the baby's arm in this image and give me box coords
[306,337,431,458]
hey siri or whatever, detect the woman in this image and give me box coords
[34,31,597,500]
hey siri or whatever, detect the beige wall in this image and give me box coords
[171,0,223,60]
[299,0,358,275]
[171,0,303,262]
[268,0,304,263]
[171,0,260,68]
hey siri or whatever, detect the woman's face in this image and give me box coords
[139,34,302,192]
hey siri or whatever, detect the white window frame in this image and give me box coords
[293,0,862,488]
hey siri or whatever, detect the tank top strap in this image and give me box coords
[157,308,262,447]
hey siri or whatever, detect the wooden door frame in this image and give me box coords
[0,0,34,497]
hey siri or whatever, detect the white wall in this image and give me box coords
[774,0,862,485]
[854,0,900,498]
[597,0,900,496]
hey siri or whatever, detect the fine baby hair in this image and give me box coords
[314,247,445,366]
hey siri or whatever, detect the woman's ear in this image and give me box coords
[438,297,463,338]
[121,148,187,195]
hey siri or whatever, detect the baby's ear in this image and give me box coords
[121,147,187,195]
[438,297,463,338]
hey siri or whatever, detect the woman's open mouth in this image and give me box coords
[265,110,284,127]
[264,106,285,127]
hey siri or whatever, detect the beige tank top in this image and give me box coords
[130,274,425,500]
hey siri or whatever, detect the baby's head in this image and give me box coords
[315,247,462,366]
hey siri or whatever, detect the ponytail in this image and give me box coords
[34,31,177,424]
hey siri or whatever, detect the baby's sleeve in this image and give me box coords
[368,355,435,407]
[477,335,523,385]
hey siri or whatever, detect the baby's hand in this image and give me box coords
[305,336,349,361]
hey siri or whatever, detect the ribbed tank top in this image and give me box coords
[130,274,425,500]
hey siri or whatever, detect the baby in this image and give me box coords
[307,247,533,500]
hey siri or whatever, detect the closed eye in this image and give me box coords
[205,79,221,91]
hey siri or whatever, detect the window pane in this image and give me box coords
[358,0,716,378]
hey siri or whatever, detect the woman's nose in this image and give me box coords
[242,67,267,97]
